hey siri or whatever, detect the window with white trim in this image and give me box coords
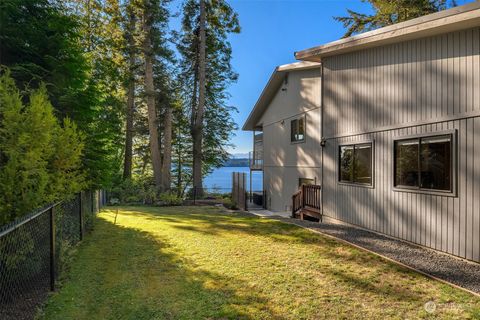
[290,116,305,143]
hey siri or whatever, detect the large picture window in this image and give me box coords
[394,134,453,192]
[339,142,373,185]
[291,117,305,143]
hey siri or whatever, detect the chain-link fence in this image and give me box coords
[0,190,107,320]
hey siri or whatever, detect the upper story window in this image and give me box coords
[339,142,373,186]
[291,116,305,143]
[394,133,453,192]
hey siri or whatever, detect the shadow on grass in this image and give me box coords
[41,214,285,320]
[108,207,431,303]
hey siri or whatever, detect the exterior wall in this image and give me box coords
[322,27,480,262]
[259,68,321,126]
[258,68,322,211]
[265,166,321,212]
[323,27,480,139]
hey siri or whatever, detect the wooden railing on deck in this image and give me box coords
[292,184,322,220]
[292,189,302,217]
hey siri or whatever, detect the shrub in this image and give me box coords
[158,193,183,206]
[110,178,144,204]
[0,71,85,225]
[223,199,238,210]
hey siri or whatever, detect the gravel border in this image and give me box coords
[260,214,480,296]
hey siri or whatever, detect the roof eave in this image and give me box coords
[242,62,321,131]
[296,2,480,62]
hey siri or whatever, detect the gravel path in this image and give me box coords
[264,214,480,295]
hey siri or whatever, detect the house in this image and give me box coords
[243,2,480,263]
[243,62,322,212]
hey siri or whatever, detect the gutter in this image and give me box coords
[295,1,480,62]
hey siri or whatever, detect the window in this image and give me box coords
[339,143,373,185]
[394,134,453,192]
[298,178,314,187]
[291,117,305,143]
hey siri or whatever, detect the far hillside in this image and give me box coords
[223,158,249,167]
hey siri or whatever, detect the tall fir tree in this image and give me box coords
[123,1,138,180]
[176,0,240,193]
[138,0,174,192]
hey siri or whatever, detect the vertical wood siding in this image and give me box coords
[323,27,480,139]
[322,27,480,262]
[323,120,480,262]
[258,67,322,212]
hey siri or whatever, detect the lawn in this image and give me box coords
[39,206,480,319]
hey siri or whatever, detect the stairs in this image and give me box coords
[291,184,322,221]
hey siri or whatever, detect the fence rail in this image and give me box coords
[0,190,107,320]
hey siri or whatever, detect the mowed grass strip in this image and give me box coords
[39,206,480,319]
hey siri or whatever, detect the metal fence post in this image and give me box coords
[49,206,56,291]
[79,192,84,241]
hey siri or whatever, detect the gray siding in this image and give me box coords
[322,27,480,262]
[258,68,322,212]
[265,166,321,212]
[323,27,480,138]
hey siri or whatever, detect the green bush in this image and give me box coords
[158,193,183,206]
[141,185,158,205]
[223,199,238,210]
[110,178,184,206]
[0,71,85,225]
[110,178,149,204]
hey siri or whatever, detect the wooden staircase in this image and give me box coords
[292,184,322,221]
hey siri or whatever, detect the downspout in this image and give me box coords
[320,63,325,222]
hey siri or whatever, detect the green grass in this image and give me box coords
[39,206,480,319]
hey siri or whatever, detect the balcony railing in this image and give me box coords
[249,150,263,171]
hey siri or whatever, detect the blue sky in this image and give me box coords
[169,0,471,155]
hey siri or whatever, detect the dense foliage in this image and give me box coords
[0,0,241,218]
[175,0,240,193]
[0,0,123,189]
[335,0,457,37]
[0,72,85,224]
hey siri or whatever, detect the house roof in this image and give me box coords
[295,2,480,62]
[242,61,320,131]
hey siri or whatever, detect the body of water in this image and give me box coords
[203,167,263,192]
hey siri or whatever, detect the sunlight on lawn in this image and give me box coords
[40,206,480,320]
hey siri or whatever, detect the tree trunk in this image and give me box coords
[176,127,182,197]
[143,7,163,189]
[192,0,206,195]
[123,7,136,180]
[161,103,172,191]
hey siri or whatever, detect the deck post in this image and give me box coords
[301,184,305,209]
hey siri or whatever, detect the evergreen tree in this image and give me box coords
[0,0,124,189]
[0,71,85,224]
[68,0,126,188]
[335,0,457,38]
[176,0,240,192]
[123,1,138,180]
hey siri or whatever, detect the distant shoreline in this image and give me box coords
[223,158,249,167]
